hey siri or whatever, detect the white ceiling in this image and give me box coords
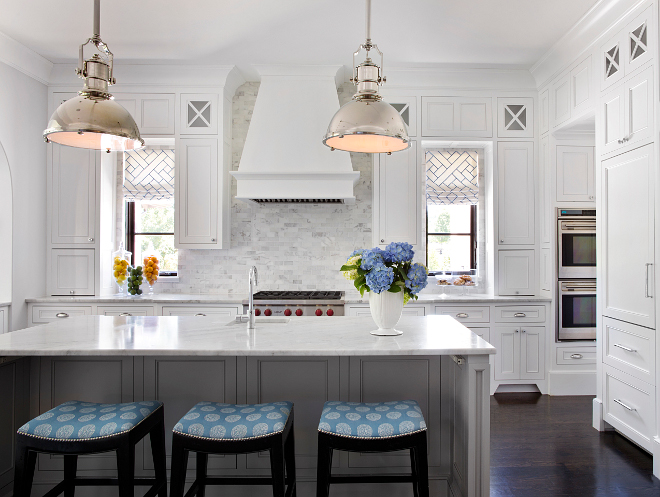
[0,0,599,71]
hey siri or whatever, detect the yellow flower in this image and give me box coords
[342,255,361,281]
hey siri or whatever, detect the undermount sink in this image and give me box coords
[226,317,291,326]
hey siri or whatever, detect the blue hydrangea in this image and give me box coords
[405,263,428,295]
[360,248,384,271]
[349,249,365,259]
[382,242,414,263]
[365,264,394,294]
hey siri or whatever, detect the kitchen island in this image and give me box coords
[0,315,494,497]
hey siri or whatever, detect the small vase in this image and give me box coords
[369,291,404,336]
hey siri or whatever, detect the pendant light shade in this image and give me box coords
[43,0,144,151]
[323,0,409,154]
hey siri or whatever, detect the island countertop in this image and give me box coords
[0,315,495,357]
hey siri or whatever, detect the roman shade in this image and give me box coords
[426,150,478,205]
[123,149,174,201]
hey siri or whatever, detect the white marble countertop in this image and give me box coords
[0,315,495,357]
[346,294,551,304]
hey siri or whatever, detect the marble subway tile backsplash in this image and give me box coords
[157,82,372,296]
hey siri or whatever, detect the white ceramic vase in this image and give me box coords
[369,290,404,336]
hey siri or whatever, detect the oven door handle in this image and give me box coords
[562,225,596,230]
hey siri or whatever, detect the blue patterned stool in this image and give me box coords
[13,400,166,497]
[316,400,429,497]
[170,401,296,497]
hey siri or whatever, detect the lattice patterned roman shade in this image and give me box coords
[123,149,175,201]
[426,150,479,205]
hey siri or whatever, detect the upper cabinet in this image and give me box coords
[556,146,595,202]
[551,55,594,128]
[382,96,417,136]
[113,93,176,135]
[421,97,492,137]
[180,94,219,135]
[497,142,535,245]
[539,89,549,135]
[373,141,420,248]
[551,73,571,127]
[498,98,534,138]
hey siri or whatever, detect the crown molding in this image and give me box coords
[0,31,52,85]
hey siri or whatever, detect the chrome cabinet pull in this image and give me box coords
[570,353,583,359]
[613,343,636,353]
[645,263,653,298]
[456,313,469,318]
[514,312,526,318]
[55,312,69,318]
[195,313,206,317]
[118,313,132,317]
[613,399,636,411]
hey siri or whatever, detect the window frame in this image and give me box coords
[125,201,177,276]
[425,204,477,275]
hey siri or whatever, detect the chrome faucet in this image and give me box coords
[247,266,258,330]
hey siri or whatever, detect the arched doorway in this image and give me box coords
[0,141,12,304]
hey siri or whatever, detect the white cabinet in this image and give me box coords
[176,138,225,248]
[373,141,419,247]
[113,93,176,135]
[161,306,241,318]
[96,306,155,316]
[50,145,96,244]
[497,98,533,138]
[497,142,534,245]
[49,249,95,296]
[180,93,219,135]
[556,146,595,202]
[540,248,551,292]
[539,89,549,135]
[571,56,594,116]
[539,136,551,244]
[0,306,7,334]
[602,144,655,329]
[498,250,535,296]
[492,326,545,381]
[421,97,492,137]
[551,73,571,126]
[601,84,625,155]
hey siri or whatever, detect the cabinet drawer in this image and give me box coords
[96,306,155,317]
[434,306,489,323]
[603,317,655,383]
[494,305,545,323]
[402,305,426,316]
[556,346,596,365]
[604,364,654,452]
[31,305,93,324]
[468,327,490,343]
[161,306,241,318]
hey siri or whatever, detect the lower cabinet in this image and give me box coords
[491,326,545,381]
[96,306,155,316]
[0,306,8,334]
[0,358,29,493]
[161,305,241,318]
[49,249,95,296]
[345,304,426,317]
[498,250,536,296]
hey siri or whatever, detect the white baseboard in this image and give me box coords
[548,371,596,395]
[493,384,541,393]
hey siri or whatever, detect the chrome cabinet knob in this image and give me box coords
[381,239,385,243]
[211,238,216,242]
[88,238,93,242]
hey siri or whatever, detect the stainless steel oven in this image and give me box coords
[558,280,596,341]
[558,209,596,279]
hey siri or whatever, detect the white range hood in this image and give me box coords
[231,66,360,204]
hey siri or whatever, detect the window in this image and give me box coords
[123,147,177,275]
[425,150,479,275]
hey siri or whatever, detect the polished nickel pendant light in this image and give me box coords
[43,0,144,151]
[323,0,409,154]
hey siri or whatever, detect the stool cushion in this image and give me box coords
[318,400,426,438]
[173,401,292,440]
[17,400,162,441]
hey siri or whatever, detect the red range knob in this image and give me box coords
[326,309,334,316]
[315,309,323,316]
[254,308,261,316]
[295,309,303,316]
[264,309,272,316]
[284,309,292,316]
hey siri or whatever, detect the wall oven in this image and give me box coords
[558,280,596,341]
[558,209,596,279]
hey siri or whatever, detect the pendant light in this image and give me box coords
[323,0,409,154]
[43,0,144,152]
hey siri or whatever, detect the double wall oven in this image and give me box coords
[557,209,596,341]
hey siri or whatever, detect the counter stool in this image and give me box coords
[13,400,167,497]
[316,400,429,497]
[170,401,296,497]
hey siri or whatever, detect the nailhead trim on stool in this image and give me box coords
[13,400,167,497]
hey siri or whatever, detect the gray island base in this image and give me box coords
[0,315,494,497]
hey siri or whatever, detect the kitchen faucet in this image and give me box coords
[247,266,258,330]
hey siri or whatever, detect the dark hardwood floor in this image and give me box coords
[490,394,660,496]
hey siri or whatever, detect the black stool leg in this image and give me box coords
[13,439,37,497]
[117,440,135,497]
[64,455,78,497]
[170,435,189,497]
[150,412,168,497]
[413,435,429,497]
[315,436,332,497]
[196,452,208,497]
[269,437,286,497]
[284,426,297,497]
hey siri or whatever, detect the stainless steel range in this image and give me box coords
[241,291,345,317]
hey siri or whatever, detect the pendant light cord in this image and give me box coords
[93,0,101,40]
[365,0,371,45]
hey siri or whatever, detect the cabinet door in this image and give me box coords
[498,250,535,296]
[176,138,218,246]
[600,31,626,91]
[468,327,490,343]
[602,145,655,328]
[96,306,155,316]
[161,306,241,318]
[51,145,96,244]
[600,84,626,156]
[540,248,551,292]
[492,327,520,380]
[551,73,571,126]
[497,98,533,138]
[0,307,6,334]
[539,136,551,244]
[539,89,549,135]
[421,97,492,137]
[49,249,95,296]
[624,64,653,149]
[180,94,218,135]
[571,55,593,116]
[140,95,175,135]
[625,6,653,75]
[520,326,545,380]
[374,141,418,247]
[556,146,595,202]
[497,142,534,245]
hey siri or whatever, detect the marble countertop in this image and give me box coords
[0,315,495,357]
[346,294,551,304]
